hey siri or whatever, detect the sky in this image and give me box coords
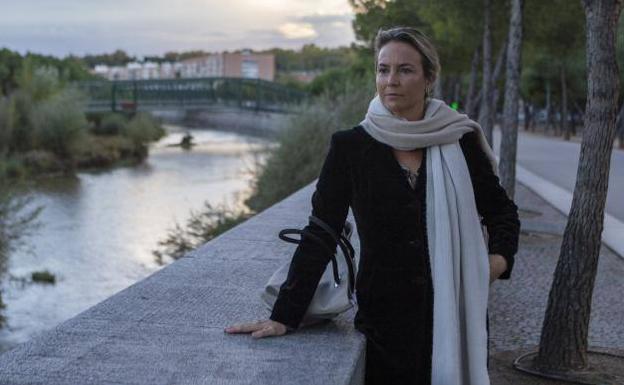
[0,0,358,58]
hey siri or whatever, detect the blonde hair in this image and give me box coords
[374,26,441,98]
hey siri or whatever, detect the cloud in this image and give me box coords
[297,11,353,26]
[277,22,318,40]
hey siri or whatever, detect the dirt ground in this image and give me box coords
[490,347,624,385]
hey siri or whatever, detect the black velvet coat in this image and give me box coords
[269,125,520,384]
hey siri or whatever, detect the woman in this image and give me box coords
[225,26,520,385]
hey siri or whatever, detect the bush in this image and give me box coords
[122,113,165,145]
[0,97,15,155]
[0,155,29,179]
[245,84,374,212]
[17,64,60,103]
[31,88,89,160]
[20,150,64,174]
[74,135,135,168]
[152,200,253,265]
[31,270,56,284]
[94,113,127,136]
[8,90,36,153]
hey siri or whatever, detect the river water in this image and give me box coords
[0,125,271,353]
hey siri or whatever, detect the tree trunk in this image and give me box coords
[465,46,481,118]
[535,0,622,372]
[499,0,524,199]
[560,66,570,140]
[617,101,624,148]
[479,0,494,146]
[489,40,508,130]
[453,77,461,106]
[434,74,443,100]
[545,81,553,134]
[524,101,533,131]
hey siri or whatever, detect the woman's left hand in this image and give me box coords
[489,254,508,285]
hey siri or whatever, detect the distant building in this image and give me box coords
[179,50,275,81]
[91,50,275,82]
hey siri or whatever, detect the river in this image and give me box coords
[0,125,271,353]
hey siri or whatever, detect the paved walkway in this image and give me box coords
[493,129,624,260]
[493,129,624,222]
[488,182,624,355]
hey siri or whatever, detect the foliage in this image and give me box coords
[305,47,375,98]
[521,0,586,108]
[260,44,358,73]
[0,48,93,97]
[152,201,253,265]
[121,113,165,146]
[31,88,89,160]
[81,49,135,68]
[245,84,374,213]
[95,113,127,136]
[31,270,56,284]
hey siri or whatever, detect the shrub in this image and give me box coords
[152,200,252,265]
[1,159,26,180]
[0,97,15,155]
[245,83,374,212]
[31,270,56,284]
[20,150,64,174]
[8,90,36,153]
[17,64,60,103]
[94,113,127,136]
[122,113,165,145]
[31,88,89,160]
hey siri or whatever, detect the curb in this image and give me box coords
[513,162,624,260]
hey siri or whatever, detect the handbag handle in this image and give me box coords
[278,216,356,301]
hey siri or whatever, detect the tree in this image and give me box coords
[499,0,524,198]
[522,0,585,137]
[479,0,494,146]
[526,0,623,379]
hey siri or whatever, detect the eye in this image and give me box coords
[377,67,389,74]
[400,67,413,73]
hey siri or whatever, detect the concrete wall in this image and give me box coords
[0,182,366,385]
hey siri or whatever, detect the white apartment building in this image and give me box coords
[91,51,275,82]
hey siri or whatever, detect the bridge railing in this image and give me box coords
[76,77,308,113]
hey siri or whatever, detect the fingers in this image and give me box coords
[251,325,279,339]
[224,320,287,338]
[224,320,264,334]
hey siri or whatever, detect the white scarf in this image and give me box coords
[360,95,496,385]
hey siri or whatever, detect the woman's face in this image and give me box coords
[376,41,430,121]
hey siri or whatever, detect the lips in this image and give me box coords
[385,93,402,97]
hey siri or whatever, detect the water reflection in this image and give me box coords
[0,125,270,353]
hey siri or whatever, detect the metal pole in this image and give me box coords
[111,81,117,112]
[255,78,261,111]
[133,81,138,112]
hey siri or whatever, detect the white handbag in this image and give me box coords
[260,215,358,327]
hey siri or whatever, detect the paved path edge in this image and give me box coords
[510,160,624,260]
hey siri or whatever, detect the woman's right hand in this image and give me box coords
[224,319,289,339]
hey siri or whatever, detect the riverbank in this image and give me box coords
[0,113,166,181]
[0,127,264,352]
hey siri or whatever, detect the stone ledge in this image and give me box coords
[0,181,366,385]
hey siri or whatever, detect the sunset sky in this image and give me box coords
[0,0,358,57]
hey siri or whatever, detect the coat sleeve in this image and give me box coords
[460,132,520,280]
[269,132,352,330]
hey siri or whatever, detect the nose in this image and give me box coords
[387,69,400,85]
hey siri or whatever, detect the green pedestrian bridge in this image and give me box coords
[76,77,307,114]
